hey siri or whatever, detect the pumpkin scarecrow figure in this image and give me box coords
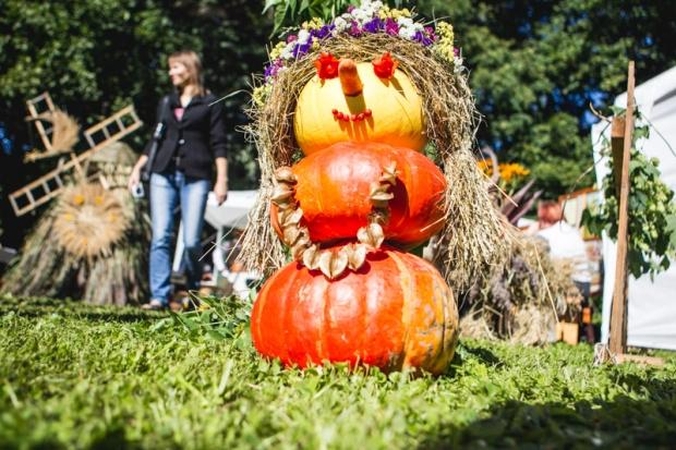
[240,1,512,374]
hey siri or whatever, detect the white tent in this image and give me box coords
[591,65,676,351]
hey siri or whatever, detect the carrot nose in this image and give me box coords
[338,58,363,96]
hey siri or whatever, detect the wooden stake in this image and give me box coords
[593,64,663,366]
[608,61,635,355]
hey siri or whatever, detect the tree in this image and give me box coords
[0,0,272,248]
[416,0,676,196]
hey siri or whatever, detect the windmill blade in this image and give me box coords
[24,109,81,162]
[9,105,143,216]
[25,92,57,152]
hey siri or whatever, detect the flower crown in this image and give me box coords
[254,0,462,104]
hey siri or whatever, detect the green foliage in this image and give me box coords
[1,296,676,448]
[154,293,253,341]
[0,0,271,190]
[264,0,352,35]
[263,0,409,36]
[582,113,676,279]
[416,0,676,198]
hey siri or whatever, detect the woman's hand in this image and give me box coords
[214,156,229,205]
[127,166,142,191]
[213,178,228,205]
[127,155,148,194]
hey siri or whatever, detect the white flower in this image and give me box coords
[297,29,311,44]
[280,43,295,60]
[397,18,422,40]
[333,16,349,33]
[351,8,373,23]
[397,17,414,28]
[454,55,464,72]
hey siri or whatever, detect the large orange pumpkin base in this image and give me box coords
[251,247,459,375]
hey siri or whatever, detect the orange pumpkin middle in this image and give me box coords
[271,141,447,248]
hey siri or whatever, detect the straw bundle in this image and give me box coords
[458,230,583,345]
[1,143,150,305]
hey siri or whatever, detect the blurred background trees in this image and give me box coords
[1,0,675,250]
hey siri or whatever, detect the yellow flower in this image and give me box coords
[301,17,324,30]
[390,8,412,20]
[477,159,494,177]
[253,85,272,107]
[268,42,287,61]
[498,162,530,183]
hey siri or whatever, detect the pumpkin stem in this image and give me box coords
[338,58,363,96]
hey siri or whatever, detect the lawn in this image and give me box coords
[1,295,675,449]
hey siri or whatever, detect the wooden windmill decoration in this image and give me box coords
[8,92,142,216]
[23,92,80,162]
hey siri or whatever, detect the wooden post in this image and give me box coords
[608,61,635,355]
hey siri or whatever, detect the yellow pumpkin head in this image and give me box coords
[293,53,427,155]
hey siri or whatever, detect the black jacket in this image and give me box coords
[144,91,227,180]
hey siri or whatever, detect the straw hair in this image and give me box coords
[240,32,512,291]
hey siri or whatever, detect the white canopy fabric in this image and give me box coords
[203,189,259,230]
[591,65,676,351]
[172,189,259,273]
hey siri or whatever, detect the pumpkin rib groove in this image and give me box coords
[388,250,415,370]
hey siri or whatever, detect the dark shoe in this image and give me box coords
[141,299,167,311]
[171,296,201,312]
[169,300,185,313]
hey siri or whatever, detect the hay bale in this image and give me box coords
[1,183,150,306]
[458,229,583,345]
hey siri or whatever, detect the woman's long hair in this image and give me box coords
[168,50,206,96]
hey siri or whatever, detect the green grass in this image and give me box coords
[1,295,675,449]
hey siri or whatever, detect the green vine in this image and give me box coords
[582,108,676,279]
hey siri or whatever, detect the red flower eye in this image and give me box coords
[372,52,398,79]
[314,52,339,79]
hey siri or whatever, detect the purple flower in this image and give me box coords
[425,26,437,42]
[363,18,383,33]
[413,30,434,46]
[311,24,334,40]
[384,18,398,36]
[286,34,297,43]
[264,59,283,80]
[292,40,313,58]
[348,21,363,37]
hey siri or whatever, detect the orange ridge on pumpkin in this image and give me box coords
[270,142,447,248]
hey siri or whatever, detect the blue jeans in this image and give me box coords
[149,171,210,305]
